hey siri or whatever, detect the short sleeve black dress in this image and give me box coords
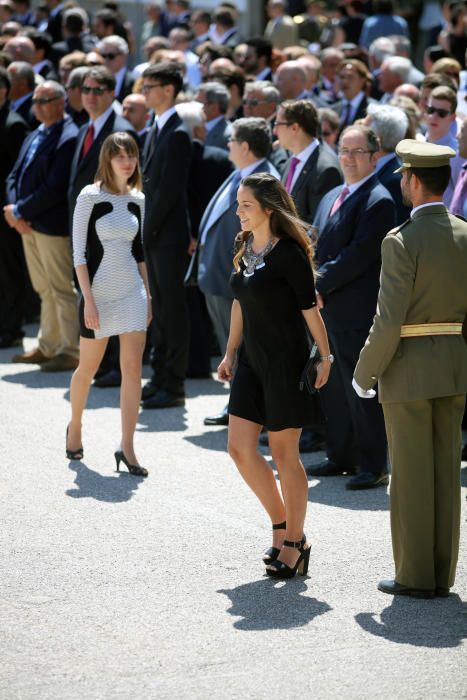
[229,236,317,431]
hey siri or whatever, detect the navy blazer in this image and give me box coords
[6,116,78,236]
[313,174,396,332]
[376,154,411,226]
[195,159,279,299]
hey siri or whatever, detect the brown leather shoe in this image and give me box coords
[40,353,79,372]
[12,347,49,364]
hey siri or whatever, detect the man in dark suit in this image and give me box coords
[334,59,376,135]
[0,67,30,348]
[68,65,138,388]
[307,124,396,489]
[275,99,343,224]
[187,117,279,425]
[243,37,273,82]
[5,80,80,371]
[96,35,135,104]
[29,30,58,81]
[140,62,193,409]
[44,0,64,43]
[51,8,97,64]
[7,61,39,129]
[273,98,343,452]
[366,102,411,224]
[195,81,232,151]
[242,80,288,176]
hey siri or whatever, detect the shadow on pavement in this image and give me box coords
[2,369,72,389]
[139,406,188,432]
[355,595,467,648]
[184,428,228,452]
[307,479,389,512]
[218,578,332,630]
[66,460,145,502]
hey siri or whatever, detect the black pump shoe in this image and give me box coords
[266,538,311,579]
[263,520,286,564]
[66,425,83,461]
[114,450,148,477]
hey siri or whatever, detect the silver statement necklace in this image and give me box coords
[242,234,275,277]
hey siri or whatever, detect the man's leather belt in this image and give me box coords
[400,322,463,338]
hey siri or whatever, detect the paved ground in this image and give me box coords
[1,325,466,700]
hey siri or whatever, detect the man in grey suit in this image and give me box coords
[187,117,279,425]
[195,81,232,150]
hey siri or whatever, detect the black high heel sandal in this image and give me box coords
[263,521,286,564]
[66,425,83,460]
[114,450,148,477]
[265,538,311,579]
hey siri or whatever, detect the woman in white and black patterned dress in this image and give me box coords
[66,132,151,477]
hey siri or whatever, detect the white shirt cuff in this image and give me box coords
[352,377,376,399]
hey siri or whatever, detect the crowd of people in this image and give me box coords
[0,0,466,589]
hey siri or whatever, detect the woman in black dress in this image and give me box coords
[218,173,332,579]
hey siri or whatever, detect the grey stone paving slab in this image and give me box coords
[0,327,466,700]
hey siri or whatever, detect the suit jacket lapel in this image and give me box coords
[291,147,319,196]
[199,170,237,234]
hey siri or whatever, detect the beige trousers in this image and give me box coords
[383,394,464,590]
[22,230,79,358]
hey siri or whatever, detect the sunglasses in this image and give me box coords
[243,98,268,107]
[32,95,60,104]
[100,53,119,60]
[426,105,452,118]
[81,85,108,95]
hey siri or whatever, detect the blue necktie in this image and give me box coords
[229,170,242,204]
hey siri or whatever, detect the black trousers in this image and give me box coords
[145,244,189,394]
[320,328,388,474]
[0,226,27,335]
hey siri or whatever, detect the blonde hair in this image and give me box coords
[95,132,142,193]
[233,173,315,272]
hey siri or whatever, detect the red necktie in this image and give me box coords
[284,156,300,193]
[81,123,95,159]
[330,186,350,217]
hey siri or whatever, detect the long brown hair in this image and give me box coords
[233,173,314,272]
[95,131,142,193]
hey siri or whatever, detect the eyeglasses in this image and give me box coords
[321,131,333,137]
[141,83,163,93]
[274,121,293,127]
[100,53,119,60]
[243,98,268,107]
[227,137,242,143]
[338,148,374,157]
[426,105,452,118]
[81,85,108,95]
[32,95,60,105]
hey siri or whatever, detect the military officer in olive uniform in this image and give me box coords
[353,140,467,599]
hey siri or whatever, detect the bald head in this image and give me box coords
[4,35,35,63]
[275,60,307,100]
[394,83,420,104]
[122,93,150,132]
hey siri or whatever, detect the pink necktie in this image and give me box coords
[284,156,300,193]
[330,186,350,217]
[450,166,467,215]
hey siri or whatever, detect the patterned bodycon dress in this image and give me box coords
[72,183,147,339]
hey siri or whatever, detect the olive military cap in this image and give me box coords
[394,139,456,173]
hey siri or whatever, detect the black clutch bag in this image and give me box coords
[299,343,319,395]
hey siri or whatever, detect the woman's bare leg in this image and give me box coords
[269,428,308,568]
[68,337,109,450]
[119,331,146,465]
[228,415,286,546]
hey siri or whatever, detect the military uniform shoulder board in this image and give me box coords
[387,218,411,235]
